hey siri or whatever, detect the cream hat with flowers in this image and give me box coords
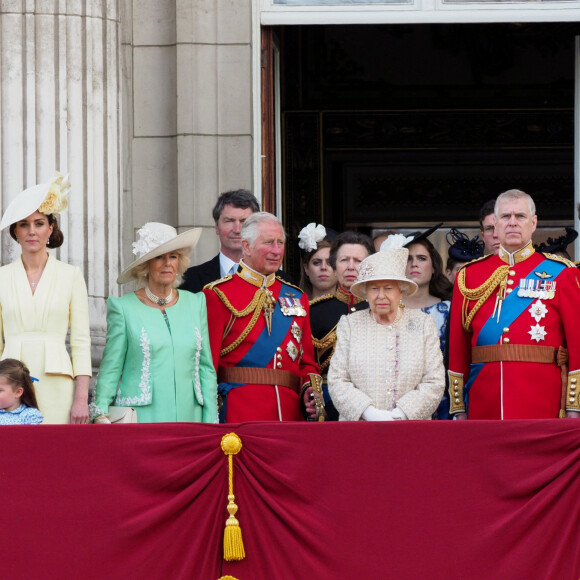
[0,171,70,231]
[117,222,202,284]
[351,234,418,300]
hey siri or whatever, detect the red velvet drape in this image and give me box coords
[2,421,579,580]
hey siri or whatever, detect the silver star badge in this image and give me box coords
[290,321,303,343]
[529,324,547,343]
[528,300,548,323]
[286,340,299,361]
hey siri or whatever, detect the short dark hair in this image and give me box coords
[479,200,496,230]
[212,189,260,222]
[329,231,373,270]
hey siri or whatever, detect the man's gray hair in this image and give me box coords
[495,189,536,217]
[241,212,286,247]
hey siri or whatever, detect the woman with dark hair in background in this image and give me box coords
[298,223,337,301]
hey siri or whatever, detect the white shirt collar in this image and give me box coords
[219,252,238,278]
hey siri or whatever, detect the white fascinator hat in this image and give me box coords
[117,222,202,284]
[0,171,70,232]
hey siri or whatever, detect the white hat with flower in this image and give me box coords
[117,222,202,284]
[351,234,418,300]
[298,223,327,252]
[0,171,70,231]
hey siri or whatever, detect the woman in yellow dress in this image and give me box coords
[0,173,92,424]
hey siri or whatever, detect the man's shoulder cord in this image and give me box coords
[541,252,576,268]
[457,264,509,332]
[213,286,269,357]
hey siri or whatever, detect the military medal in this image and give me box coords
[290,321,303,343]
[529,300,548,322]
[529,323,547,342]
[286,340,299,361]
[278,294,306,317]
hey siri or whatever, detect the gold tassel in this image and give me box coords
[221,433,245,561]
[218,576,240,580]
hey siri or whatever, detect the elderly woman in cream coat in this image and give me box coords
[327,235,444,421]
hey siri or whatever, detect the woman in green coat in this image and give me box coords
[90,222,218,423]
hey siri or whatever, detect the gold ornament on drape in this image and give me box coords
[221,433,245,561]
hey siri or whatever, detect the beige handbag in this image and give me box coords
[108,406,138,423]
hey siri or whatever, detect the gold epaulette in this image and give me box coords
[541,252,576,268]
[457,263,509,332]
[204,275,233,291]
[309,293,334,307]
[276,276,305,295]
[458,253,494,269]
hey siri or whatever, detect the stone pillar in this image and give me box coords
[0,1,122,365]
[126,0,255,267]
[175,0,254,264]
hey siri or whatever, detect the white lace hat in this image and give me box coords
[351,237,418,300]
[0,172,70,231]
[117,222,202,284]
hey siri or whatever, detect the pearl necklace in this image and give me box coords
[145,285,173,305]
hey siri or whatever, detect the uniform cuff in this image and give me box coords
[448,371,466,414]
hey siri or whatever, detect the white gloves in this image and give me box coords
[362,405,407,422]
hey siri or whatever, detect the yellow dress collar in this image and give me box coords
[498,240,535,267]
[237,260,276,288]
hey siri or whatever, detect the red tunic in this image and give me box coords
[448,242,580,419]
[203,265,319,422]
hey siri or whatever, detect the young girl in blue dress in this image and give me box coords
[0,358,44,424]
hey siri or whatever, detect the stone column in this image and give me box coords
[0,1,122,365]
[175,0,254,264]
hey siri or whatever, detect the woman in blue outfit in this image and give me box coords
[90,223,218,424]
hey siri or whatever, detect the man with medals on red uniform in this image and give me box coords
[203,212,323,422]
[448,189,580,420]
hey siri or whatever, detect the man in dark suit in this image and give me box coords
[180,189,260,293]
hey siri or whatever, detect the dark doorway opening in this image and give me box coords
[275,23,579,275]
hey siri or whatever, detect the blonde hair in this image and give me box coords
[133,250,190,289]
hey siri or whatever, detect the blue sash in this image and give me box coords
[219,282,298,421]
[463,258,565,412]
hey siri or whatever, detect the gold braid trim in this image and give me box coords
[541,252,576,268]
[312,328,338,350]
[212,287,269,357]
[313,327,338,372]
[457,264,509,332]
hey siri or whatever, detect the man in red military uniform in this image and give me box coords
[448,189,580,420]
[204,212,322,422]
